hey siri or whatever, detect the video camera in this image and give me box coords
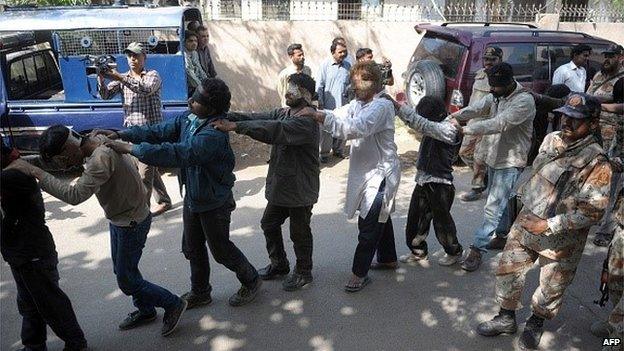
[85,54,117,77]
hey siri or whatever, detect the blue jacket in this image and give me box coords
[120,111,236,213]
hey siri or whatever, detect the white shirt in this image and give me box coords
[552,61,586,93]
[323,94,400,223]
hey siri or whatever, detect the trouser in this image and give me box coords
[110,214,180,315]
[260,203,314,275]
[10,258,87,351]
[405,183,462,256]
[182,199,259,294]
[352,180,397,278]
[319,129,346,158]
[472,167,522,252]
[597,171,623,235]
[459,126,487,190]
[134,158,172,207]
[608,224,624,337]
[495,223,583,320]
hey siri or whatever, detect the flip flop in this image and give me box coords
[344,276,371,293]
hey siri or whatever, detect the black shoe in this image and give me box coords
[593,231,614,247]
[229,278,262,307]
[161,299,188,337]
[320,156,330,164]
[519,315,544,350]
[460,189,483,202]
[282,272,313,291]
[476,313,518,336]
[181,290,212,310]
[118,310,157,330]
[258,263,290,280]
[460,246,482,272]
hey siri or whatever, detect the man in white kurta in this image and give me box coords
[306,62,400,292]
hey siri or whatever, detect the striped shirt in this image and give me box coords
[98,70,163,127]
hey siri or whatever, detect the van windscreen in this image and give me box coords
[412,35,467,79]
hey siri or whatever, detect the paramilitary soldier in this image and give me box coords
[476,93,613,350]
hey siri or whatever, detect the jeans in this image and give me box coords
[110,214,179,315]
[405,183,462,256]
[472,167,523,253]
[352,180,397,278]
[10,258,87,351]
[182,199,258,294]
[260,203,314,275]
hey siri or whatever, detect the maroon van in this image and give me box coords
[399,22,616,113]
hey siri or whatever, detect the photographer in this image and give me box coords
[356,48,394,86]
[97,42,172,216]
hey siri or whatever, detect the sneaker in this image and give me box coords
[118,310,157,330]
[399,252,427,263]
[476,313,517,336]
[258,263,290,280]
[228,279,262,307]
[590,320,612,338]
[282,272,313,291]
[460,189,483,202]
[181,290,212,310]
[460,247,482,272]
[161,299,187,337]
[486,235,507,250]
[518,315,544,350]
[438,252,462,266]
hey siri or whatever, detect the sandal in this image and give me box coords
[370,262,399,270]
[593,232,614,247]
[344,276,371,293]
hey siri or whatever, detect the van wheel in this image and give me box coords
[405,60,446,107]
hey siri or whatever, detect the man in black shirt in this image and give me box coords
[0,142,87,351]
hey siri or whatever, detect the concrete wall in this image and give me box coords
[205,19,623,111]
[205,20,420,111]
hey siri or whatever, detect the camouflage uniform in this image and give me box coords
[586,67,624,151]
[495,132,612,319]
[605,189,624,350]
[459,68,490,190]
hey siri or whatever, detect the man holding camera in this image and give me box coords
[355,48,394,87]
[97,42,172,216]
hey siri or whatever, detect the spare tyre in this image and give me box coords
[405,60,446,107]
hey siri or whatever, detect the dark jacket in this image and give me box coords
[121,111,236,213]
[1,169,57,267]
[228,108,320,207]
[416,135,459,181]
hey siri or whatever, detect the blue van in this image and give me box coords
[0,5,202,152]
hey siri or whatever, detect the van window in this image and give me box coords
[412,35,467,79]
[54,28,180,56]
[9,60,27,99]
[536,44,609,82]
[492,44,536,82]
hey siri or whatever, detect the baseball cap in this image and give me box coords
[603,44,624,55]
[123,42,146,55]
[483,46,503,59]
[553,93,601,119]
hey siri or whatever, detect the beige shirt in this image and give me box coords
[453,81,536,169]
[277,65,312,107]
[39,137,149,227]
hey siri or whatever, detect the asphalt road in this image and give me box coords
[0,128,612,351]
